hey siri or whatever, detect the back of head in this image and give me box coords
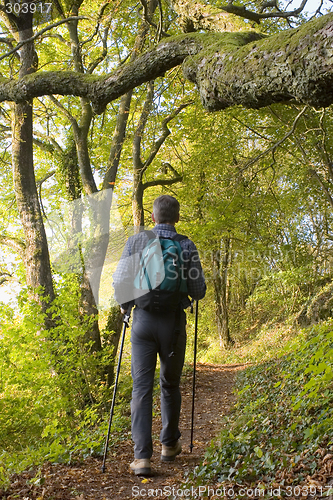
[153,195,180,224]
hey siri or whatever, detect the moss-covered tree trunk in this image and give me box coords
[182,14,333,112]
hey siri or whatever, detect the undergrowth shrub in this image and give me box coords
[191,321,333,487]
[0,281,133,486]
[228,266,331,344]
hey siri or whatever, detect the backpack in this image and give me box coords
[133,231,188,312]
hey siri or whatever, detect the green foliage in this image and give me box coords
[245,265,321,323]
[2,0,333,492]
[191,321,333,486]
[0,299,62,451]
[0,280,133,486]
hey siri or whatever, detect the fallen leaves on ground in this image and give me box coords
[0,363,331,500]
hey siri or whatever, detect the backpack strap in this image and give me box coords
[168,233,188,357]
[171,233,188,242]
[142,230,157,243]
[130,229,156,256]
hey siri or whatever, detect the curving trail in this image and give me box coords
[1,363,245,500]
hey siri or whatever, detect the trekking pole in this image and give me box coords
[101,308,131,473]
[189,300,199,453]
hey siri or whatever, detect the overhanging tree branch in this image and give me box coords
[142,173,182,190]
[36,170,56,219]
[219,0,309,23]
[0,14,333,113]
[182,13,333,111]
[0,32,268,111]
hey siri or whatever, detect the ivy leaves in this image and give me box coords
[191,321,333,487]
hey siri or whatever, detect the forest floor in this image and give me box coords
[1,362,332,500]
[0,363,244,500]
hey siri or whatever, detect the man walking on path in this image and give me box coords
[113,195,206,476]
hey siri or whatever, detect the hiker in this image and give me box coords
[112,194,206,476]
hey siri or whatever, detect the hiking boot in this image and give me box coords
[161,440,182,462]
[130,458,152,476]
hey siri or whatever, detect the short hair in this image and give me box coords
[153,195,180,224]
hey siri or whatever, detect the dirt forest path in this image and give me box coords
[2,363,245,500]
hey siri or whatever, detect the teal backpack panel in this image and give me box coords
[133,232,188,312]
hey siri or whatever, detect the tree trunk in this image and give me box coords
[132,178,145,229]
[132,82,154,230]
[131,82,186,231]
[103,305,124,387]
[12,8,54,313]
[212,237,233,349]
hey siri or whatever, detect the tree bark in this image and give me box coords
[103,306,124,387]
[171,0,248,32]
[2,14,333,112]
[183,14,333,111]
[132,82,155,229]
[11,8,55,312]
[212,237,233,349]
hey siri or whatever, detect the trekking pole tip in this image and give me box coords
[189,443,194,453]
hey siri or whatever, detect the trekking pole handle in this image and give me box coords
[123,310,131,326]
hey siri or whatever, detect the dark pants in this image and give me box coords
[130,306,186,459]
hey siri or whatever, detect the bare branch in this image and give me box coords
[139,0,169,36]
[133,81,155,176]
[33,137,55,153]
[48,95,78,128]
[87,13,110,73]
[0,271,12,286]
[0,37,16,46]
[142,174,182,190]
[309,168,333,210]
[139,0,157,29]
[81,1,110,48]
[203,0,309,23]
[36,170,56,186]
[141,100,193,176]
[37,171,56,219]
[238,106,308,172]
[0,16,89,63]
[231,114,271,141]
[33,130,63,154]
